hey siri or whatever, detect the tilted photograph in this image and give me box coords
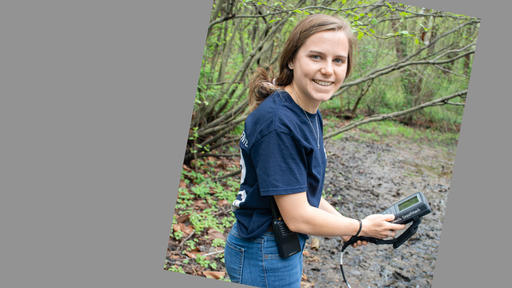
[164,1,480,287]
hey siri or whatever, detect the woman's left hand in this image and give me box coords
[341,235,368,248]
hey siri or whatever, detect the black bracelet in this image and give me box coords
[354,219,362,237]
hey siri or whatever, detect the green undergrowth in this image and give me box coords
[165,157,240,280]
[349,120,459,148]
[322,115,460,149]
[166,120,459,278]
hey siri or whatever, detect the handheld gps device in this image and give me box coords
[339,192,432,288]
[380,191,431,224]
[343,192,431,249]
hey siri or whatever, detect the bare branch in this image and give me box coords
[202,250,225,257]
[202,18,287,123]
[337,50,474,94]
[431,100,465,107]
[205,80,242,86]
[198,117,245,139]
[432,42,476,61]
[197,153,239,159]
[208,136,240,152]
[347,20,477,85]
[208,14,236,36]
[177,231,195,250]
[393,7,474,20]
[400,20,478,65]
[207,2,389,32]
[433,64,469,78]
[324,90,468,140]
[215,169,241,181]
[200,99,249,133]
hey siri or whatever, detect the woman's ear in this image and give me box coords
[288,62,294,70]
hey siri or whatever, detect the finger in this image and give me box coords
[388,223,406,230]
[383,214,395,221]
[352,240,363,248]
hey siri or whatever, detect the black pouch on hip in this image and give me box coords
[270,198,301,258]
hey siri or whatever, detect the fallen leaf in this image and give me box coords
[185,251,201,259]
[216,159,229,169]
[203,270,225,279]
[301,273,308,281]
[182,224,194,235]
[302,250,310,257]
[217,199,230,207]
[310,237,320,250]
[207,229,225,240]
[194,199,208,210]
[174,223,194,235]
[176,214,189,223]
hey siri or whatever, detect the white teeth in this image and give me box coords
[313,79,333,86]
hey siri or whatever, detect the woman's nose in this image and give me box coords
[320,61,333,75]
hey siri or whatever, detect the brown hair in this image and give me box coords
[248,14,356,111]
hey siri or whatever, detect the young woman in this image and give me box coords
[224,14,405,288]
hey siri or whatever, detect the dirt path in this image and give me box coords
[301,133,455,288]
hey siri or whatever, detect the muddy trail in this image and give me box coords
[301,133,455,288]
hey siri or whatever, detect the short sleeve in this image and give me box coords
[250,130,307,196]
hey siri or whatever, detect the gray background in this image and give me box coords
[0,0,508,287]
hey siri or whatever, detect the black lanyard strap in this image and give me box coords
[341,217,422,252]
[339,218,422,287]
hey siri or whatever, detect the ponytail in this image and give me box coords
[248,67,278,112]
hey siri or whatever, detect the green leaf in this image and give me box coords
[357,31,364,40]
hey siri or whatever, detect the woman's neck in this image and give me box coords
[284,85,319,114]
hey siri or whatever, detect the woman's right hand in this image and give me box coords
[360,214,406,239]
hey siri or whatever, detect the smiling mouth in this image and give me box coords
[312,79,334,86]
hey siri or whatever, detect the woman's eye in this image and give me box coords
[334,58,345,64]
[310,55,321,60]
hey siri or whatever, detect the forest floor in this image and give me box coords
[301,127,455,288]
[166,119,457,288]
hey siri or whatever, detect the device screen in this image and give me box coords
[398,195,419,211]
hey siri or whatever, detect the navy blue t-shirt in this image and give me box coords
[232,90,327,239]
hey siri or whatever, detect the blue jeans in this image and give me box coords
[224,222,307,288]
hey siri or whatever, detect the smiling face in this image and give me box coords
[286,30,349,113]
